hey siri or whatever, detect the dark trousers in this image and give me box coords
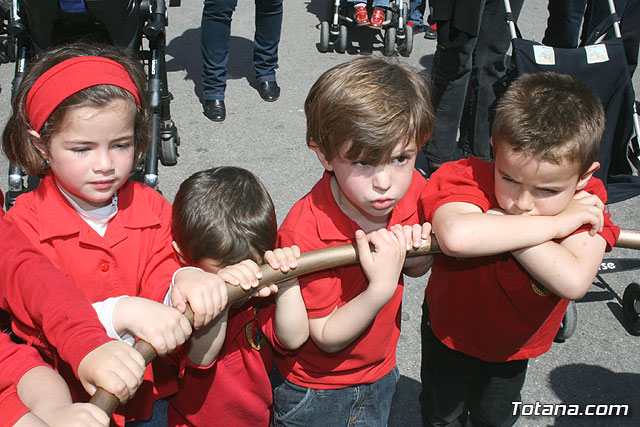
[543,0,629,48]
[424,0,523,163]
[420,302,528,427]
[201,0,283,100]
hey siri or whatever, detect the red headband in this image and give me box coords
[26,56,141,132]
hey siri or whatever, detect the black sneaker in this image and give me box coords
[424,24,437,40]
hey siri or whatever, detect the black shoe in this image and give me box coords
[258,81,280,102]
[424,25,437,40]
[203,99,225,122]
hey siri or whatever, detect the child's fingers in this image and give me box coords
[355,229,373,264]
[219,264,259,290]
[389,224,407,251]
[401,225,413,251]
[421,222,432,240]
[169,288,187,313]
[411,223,423,248]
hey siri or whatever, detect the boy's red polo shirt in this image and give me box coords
[5,175,181,426]
[276,170,427,388]
[421,158,620,362]
[168,299,285,426]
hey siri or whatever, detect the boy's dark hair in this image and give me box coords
[305,57,434,164]
[492,72,605,175]
[2,42,149,177]
[172,167,277,266]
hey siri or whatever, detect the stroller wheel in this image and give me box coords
[383,26,396,57]
[335,24,347,54]
[159,121,180,167]
[398,23,412,57]
[319,21,330,53]
[554,300,577,342]
[622,282,640,335]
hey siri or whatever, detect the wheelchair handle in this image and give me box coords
[88,235,440,415]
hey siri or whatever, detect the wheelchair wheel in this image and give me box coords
[383,27,396,56]
[554,300,577,342]
[622,282,640,335]
[159,120,179,167]
[319,21,330,53]
[336,24,347,54]
[398,23,412,57]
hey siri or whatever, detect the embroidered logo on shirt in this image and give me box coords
[530,278,551,296]
[245,306,267,350]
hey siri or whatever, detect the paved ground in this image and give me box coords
[0,1,638,426]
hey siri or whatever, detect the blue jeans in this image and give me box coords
[201,0,282,100]
[408,0,429,26]
[124,398,168,427]
[347,0,390,9]
[271,366,400,426]
[420,303,528,427]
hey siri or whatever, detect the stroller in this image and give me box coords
[318,0,413,56]
[2,0,181,209]
[497,0,640,340]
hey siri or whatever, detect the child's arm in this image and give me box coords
[112,297,192,356]
[0,218,146,403]
[400,222,434,277]
[185,261,257,366]
[432,192,605,257]
[17,366,109,427]
[308,226,406,353]
[511,232,607,300]
[264,247,309,350]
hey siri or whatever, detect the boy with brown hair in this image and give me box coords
[168,166,308,427]
[273,57,435,426]
[420,72,620,426]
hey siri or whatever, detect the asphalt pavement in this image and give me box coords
[0,1,638,426]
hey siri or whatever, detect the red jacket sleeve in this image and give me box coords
[0,378,30,427]
[0,218,111,375]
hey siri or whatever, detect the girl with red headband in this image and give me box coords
[2,43,232,426]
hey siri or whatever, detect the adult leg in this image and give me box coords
[254,0,282,84]
[457,0,523,160]
[423,20,476,166]
[408,0,427,27]
[201,0,237,101]
[542,0,588,48]
[581,0,629,43]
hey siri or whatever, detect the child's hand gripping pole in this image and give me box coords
[88,229,640,415]
[88,234,441,415]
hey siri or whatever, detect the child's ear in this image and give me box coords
[308,140,333,172]
[172,241,187,264]
[27,129,48,160]
[576,162,600,191]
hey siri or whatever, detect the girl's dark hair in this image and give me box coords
[2,42,149,177]
[172,167,277,266]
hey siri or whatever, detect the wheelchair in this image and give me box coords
[2,0,181,209]
[318,0,413,57]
